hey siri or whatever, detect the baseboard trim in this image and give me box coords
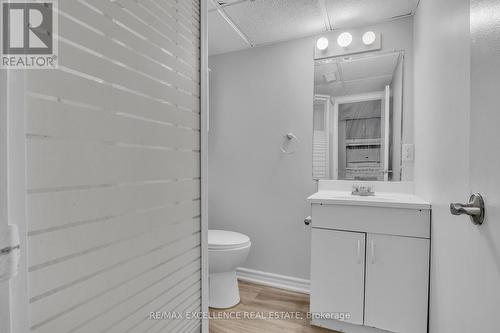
[236,267,310,294]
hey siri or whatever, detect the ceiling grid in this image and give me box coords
[209,0,420,56]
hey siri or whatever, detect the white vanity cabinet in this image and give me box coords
[311,229,366,325]
[309,197,431,333]
[364,233,429,333]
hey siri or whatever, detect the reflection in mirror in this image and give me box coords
[313,52,404,182]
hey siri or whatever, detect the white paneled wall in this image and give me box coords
[24,1,201,332]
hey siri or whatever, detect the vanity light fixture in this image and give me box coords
[337,32,352,48]
[362,31,377,45]
[316,37,329,50]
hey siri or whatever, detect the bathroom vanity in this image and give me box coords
[308,183,431,333]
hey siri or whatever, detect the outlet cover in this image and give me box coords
[402,144,414,162]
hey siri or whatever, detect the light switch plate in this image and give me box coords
[402,144,414,162]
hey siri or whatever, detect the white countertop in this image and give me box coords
[307,190,431,210]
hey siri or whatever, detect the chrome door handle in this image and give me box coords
[450,193,485,225]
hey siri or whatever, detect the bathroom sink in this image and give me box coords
[307,190,431,210]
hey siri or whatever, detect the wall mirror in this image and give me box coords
[313,51,405,181]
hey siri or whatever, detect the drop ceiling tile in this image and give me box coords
[314,63,339,84]
[224,0,327,45]
[316,77,391,96]
[315,52,399,96]
[340,53,399,81]
[341,76,393,94]
[209,10,249,56]
[314,54,399,85]
[326,0,419,28]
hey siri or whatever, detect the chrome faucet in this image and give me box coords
[352,184,375,196]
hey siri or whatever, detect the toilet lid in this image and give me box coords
[208,230,251,250]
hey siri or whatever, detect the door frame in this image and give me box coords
[333,91,388,180]
[200,0,209,332]
[0,64,10,333]
[0,69,30,332]
[382,85,391,181]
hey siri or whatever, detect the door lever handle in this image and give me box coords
[450,193,485,225]
[450,203,481,216]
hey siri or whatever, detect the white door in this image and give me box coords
[0,1,204,332]
[364,234,429,333]
[414,0,500,331]
[310,229,365,325]
[467,0,500,328]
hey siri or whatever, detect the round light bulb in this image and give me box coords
[316,37,329,50]
[337,32,353,48]
[362,31,376,45]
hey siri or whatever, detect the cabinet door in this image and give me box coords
[365,234,430,333]
[310,229,365,325]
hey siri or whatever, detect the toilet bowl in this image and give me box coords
[208,230,251,309]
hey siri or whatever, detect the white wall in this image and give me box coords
[414,0,470,200]
[209,18,414,279]
[208,37,315,279]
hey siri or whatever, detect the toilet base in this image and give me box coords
[209,271,240,309]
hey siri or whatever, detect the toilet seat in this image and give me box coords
[208,230,251,250]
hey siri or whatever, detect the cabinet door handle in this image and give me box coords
[370,240,376,264]
[357,240,362,264]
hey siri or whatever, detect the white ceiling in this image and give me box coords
[223,0,326,45]
[325,0,420,28]
[208,0,420,56]
[314,52,400,96]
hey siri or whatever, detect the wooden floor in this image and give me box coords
[209,281,337,333]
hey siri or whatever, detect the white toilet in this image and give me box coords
[208,230,251,309]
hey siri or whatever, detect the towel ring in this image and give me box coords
[281,133,299,154]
